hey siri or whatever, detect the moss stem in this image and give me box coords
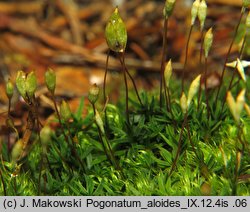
[182,25,193,92]
[204,57,210,118]
[215,8,245,105]
[51,93,85,170]
[118,53,129,123]
[197,31,204,111]
[219,32,246,118]
[118,53,143,107]
[160,18,169,108]
[103,50,110,103]
[169,112,188,176]
[0,168,7,195]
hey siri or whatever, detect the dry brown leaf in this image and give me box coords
[55,66,90,97]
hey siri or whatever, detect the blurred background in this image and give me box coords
[0,0,247,126]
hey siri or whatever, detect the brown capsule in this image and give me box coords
[200,182,211,196]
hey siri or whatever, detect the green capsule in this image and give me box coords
[95,109,105,135]
[26,71,37,98]
[236,152,242,173]
[16,70,27,99]
[187,74,201,108]
[180,92,187,113]
[198,0,207,30]
[45,68,56,94]
[16,71,37,99]
[164,59,172,87]
[11,139,24,163]
[236,59,246,82]
[105,7,127,52]
[6,117,15,129]
[163,0,176,19]
[191,0,200,26]
[88,83,100,105]
[60,100,71,121]
[204,27,213,58]
[5,78,14,99]
[245,103,250,117]
[243,0,250,8]
[40,125,52,147]
[227,89,245,123]
[6,117,19,138]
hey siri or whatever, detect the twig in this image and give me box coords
[55,0,83,45]
[0,1,45,14]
